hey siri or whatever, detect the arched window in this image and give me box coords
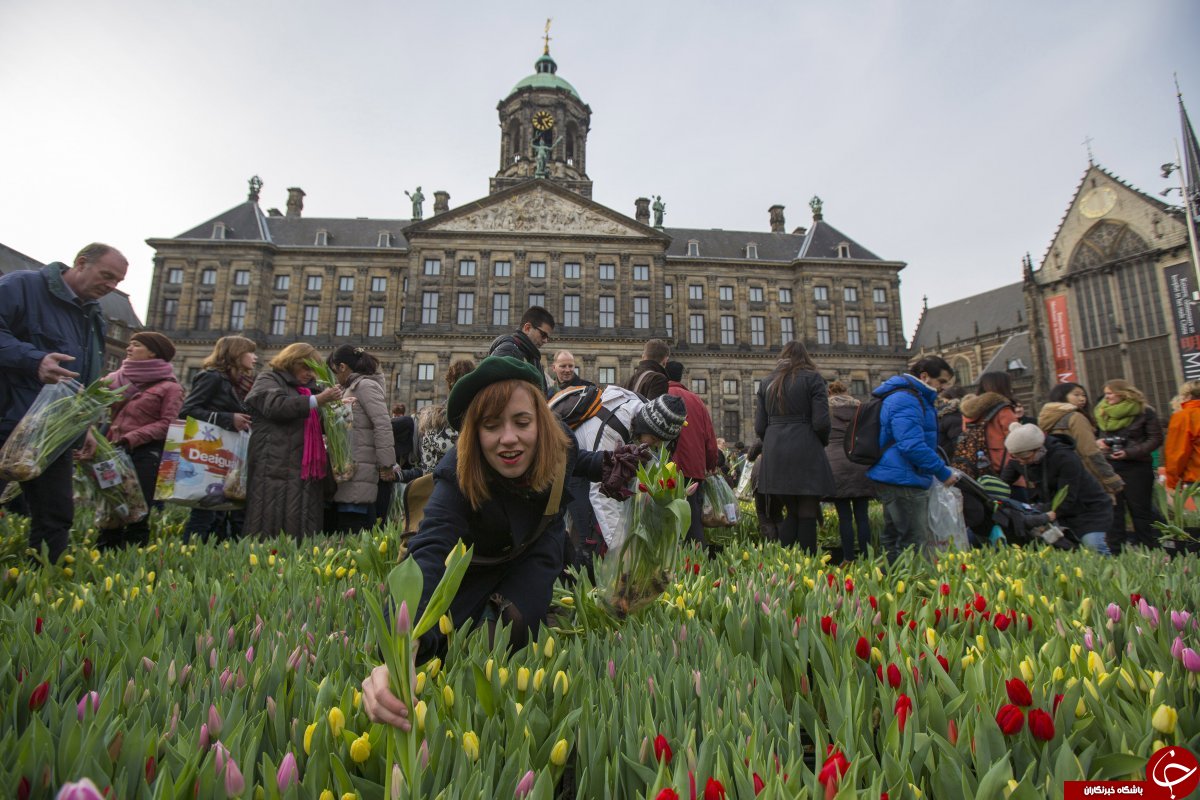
[952,356,973,388]
[565,121,579,165]
[507,120,523,163]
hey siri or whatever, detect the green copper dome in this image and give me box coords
[509,53,580,100]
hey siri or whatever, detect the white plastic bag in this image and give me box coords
[154,418,245,510]
[928,481,968,551]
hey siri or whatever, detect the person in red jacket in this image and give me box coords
[101,331,183,549]
[1165,380,1200,491]
[665,360,720,549]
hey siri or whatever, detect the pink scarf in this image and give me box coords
[297,387,328,481]
[106,358,177,399]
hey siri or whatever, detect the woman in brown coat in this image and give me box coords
[242,343,342,540]
[824,381,875,560]
[328,345,396,533]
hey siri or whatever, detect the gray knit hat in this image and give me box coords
[1004,421,1045,454]
[634,394,687,442]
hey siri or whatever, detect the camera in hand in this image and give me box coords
[1103,434,1127,452]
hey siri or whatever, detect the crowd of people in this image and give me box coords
[1,246,1192,597]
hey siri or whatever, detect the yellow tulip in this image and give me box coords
[1019,658,1034,683]
[320,791,335,800]
[896,580,905,594]
[462,730,480,761]
[378,539,388,555]
[533,668,546,691]
[146,571,155,583]
[415,672,426,694]
[1076,698,1088,717]
[499,667,510,687]
[415,700,427,731]
[335,566,346,579]
[550,738,569,766]
[304,722,317,755]
[104,576,113,591]
[1152,704,1177,735]
[1087,651,1104,676]
[553,670,569,696]
[517,667,530,692]
[544,636,556,659]
[560,595,575,606]
[328,707,345,737]
[349,735,371,763]
[6,567,17,579]
[353,689,362,709]
[249,554,258,566]
[426,657,442,679]
[925,628,937,648]
[443,685,454,708]
[485,659,494,681]
[439,615,453,635]
[1052,666,1065,682]
[1069,644,1081,664]
[63,567,73,578]
[129,586,139,600]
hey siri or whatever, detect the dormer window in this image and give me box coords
[212,222,226,240]
[315,230,328,246]
[378,232,391,247]
[746,243,758,259]
[687,240,700,257]
[837,242,850,258]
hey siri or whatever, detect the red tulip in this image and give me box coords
[17,776,31,800]
[692,563,700,576]
[820,616,837,636]
[855,636,870,660]
[818,748,850,793]
[1053,694,1064,714]
[1005,678,1032,707]
[908,620,917,631]
[895,693,913,732]
[1028,708,1055,741]
[1129,593,1142,606]
[653,734,672,764]
[936,654,949,672]
[994,614,1011,632]
[28,680,50,711]
[868,595,878,610]
[886,663,901,689]
[995,704,1025,735]
[704,777,726,799]
[947,718,959,745]
[844,578,854,592]
[826,573,836,587]
[666,478,677,489]
[940,583,950,596]
[638,483,649,493]
[146,756,156,783]
[895,611,906,626]
[35,617,43,634]
[654,790,679,800]
[973,595,987,613]
[83,658,94,681]
[753,773,766,795]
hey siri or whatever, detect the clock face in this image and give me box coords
[532,111,555,131]
[1079,186,1117,219]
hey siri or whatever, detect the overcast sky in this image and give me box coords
[3,1,1197,339]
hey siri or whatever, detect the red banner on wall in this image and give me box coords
[1045,295,1077,384]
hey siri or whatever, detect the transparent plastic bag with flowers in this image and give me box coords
[597,449,692,619]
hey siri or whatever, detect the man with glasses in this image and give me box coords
[488,306,555,392]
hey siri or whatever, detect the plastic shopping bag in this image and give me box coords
[734,457,754,501]
[222,430,250,501]
[0,379,123,482]
[88,435,148,529]
[928,481,968,551]
[154,418,245,510]
[700,474,739,528]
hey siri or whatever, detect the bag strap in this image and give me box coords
[630,370,655,398]
[591,401,632,450]
[470,466,566,567]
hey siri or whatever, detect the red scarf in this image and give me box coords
[230,370,256,402]
[106,358,177,399]
[297,387,328,481]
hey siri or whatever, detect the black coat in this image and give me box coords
[180,369,248,431]
[488,331,546,388]
[824,395,875,499]
[390,415,416,467]
[754,368,835,497]
[1102,407,1164,465]
[1002,434,1113,535]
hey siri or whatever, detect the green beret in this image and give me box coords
[447,356,545,431]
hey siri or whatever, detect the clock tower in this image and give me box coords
[490,38,593,198]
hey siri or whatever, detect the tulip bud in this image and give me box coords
[1106,603,1122,623]
[515,769,536,798]
[199,723,210,752]
[1152,704,1178,735]
[276,751,299,791]
[208,705,222,737]
[1171,610,1191,631]
[224,758,245,796]
[396,601,411,635]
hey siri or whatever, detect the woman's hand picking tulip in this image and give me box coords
[362,664,411,731]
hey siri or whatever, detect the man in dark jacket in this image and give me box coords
[548,350,592,395]
[1003,423,1113,554]
[665,360,719,547]
[375,403,416,521]
[488,306,555,392]
[0,244,129,563]
[625,339,671,400]
[866,356,960,562]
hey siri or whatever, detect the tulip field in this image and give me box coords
[1,506,1199,800]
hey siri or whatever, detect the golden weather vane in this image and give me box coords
[543,18,552,55]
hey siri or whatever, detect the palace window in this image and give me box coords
[229,301,246,331]
[664,283,673,299]
[195,300,212,331]
[846,316,861,345]
[665,313,673,338]
[875,317,890,346]
[598,367,616,385]
[687,240,700,257]
[689,314,705,344]
[423,259,441,276]
[303,305,319,336]
[746,243,758,259]
[457,292,475,325]
[307,275,323,292]
[599,263,615,281]
[564,262,581,280]
[780,317,794,345]
[633,297,649,329]
[633,264,649,281]
[688,284,704,301]
[816,315,831,345]
[163,299,178,330]
[200,268,216,286]
[750,316,765,346]
[377,232,390,247]
[873,287,887,304]
[234,270,250,286]
[421,292,439,324]
[417,363,435,381]
[563,295,580,327]
[371,276,387,293]
[749,287,764,303]
[844,286,858,303]
[335,306,352,336]
[529,261,546,279]
[459,259,476,277]
[723,379,738,395]
[528,293,545,308]
[720,315,735,345]
[494,260,512,277]
[719,285,734,302]
[813,286,828,302]
[167,268,183,284]
[779,287,792,304]
[315,230,328,246]
[368,307,385,337]
[492,293,510,326]
[851,379,868,397]
[339,276,355,292]
[599,295,615,328]
[271,305,287,335]
[274,274,290,291]
[691,378,707,394]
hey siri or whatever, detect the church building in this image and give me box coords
[144,44,912,443]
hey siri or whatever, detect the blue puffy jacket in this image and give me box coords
[866,374,952,488]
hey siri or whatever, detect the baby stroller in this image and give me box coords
[955,473,1080,550]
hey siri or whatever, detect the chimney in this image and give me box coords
[768,204,785,233]
[433,190,450,215]
[286,187,305,218]
[634,197,650,225]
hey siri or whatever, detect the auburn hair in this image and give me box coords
[203,335,258,375]
[456,379,569,509]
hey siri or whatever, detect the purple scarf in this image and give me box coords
[106,358,177,399]
[297,387,328,481]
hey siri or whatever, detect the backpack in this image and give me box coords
[843,386,921,466]
[949,401,1010,479]
[549,385,633,449]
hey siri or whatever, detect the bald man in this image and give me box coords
[549,350,592,395]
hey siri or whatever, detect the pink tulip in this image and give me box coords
[226,626,236,649]
[55,778,105,800]
[396,601,411,635]
[515,769,536,798]
[224,757,245,795]
[678,624,687,643]
[167,660,177,685]
[276,751,298,791]
[252,615,264,642]
[607,660,616,679]
[245,646,254,663]
[214,741,230,775]
[419,739,429,770]
[142,657,155,673]
[1182,648,1200,673]
[266,696,276,720]
[287,646,302,671]
[208,704,222,737]
[1083,629,1095,651]
[220,669,233,693]
[1171,636,1186,661]
[1171,610,1191,631]
[199,723,210,752]
[1137,599,1159,627]
[1106,603,1122,623]
[343,587,356,600]
[76,691,99,721]
[209,648,218,669]
[179,664,191,686]
[168,704,180,738]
